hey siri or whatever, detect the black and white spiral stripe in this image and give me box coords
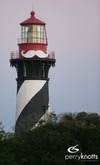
[15,80,49,134]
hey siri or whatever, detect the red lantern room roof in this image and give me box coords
[20,11,46,25]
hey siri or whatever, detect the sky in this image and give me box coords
[0,0,100,131]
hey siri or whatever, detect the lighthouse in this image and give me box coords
[10,11,56,134]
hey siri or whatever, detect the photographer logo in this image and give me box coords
[67,144,79,153]
[65,144,98,162]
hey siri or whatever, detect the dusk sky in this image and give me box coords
[0,0,100,131]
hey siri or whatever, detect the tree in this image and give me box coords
[0,112,100,164]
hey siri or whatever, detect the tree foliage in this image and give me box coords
[0,112,100,165]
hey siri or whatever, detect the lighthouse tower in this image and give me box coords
[10,11,56,134]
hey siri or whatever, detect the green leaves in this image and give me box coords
[0,112,100,164]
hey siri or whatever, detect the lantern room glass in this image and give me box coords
[21,25,46,44]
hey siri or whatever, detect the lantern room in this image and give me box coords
[17,10,48,58]
[20,11,47,44]
[11,11,55,59]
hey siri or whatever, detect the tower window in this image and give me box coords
[21,25,46,44]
